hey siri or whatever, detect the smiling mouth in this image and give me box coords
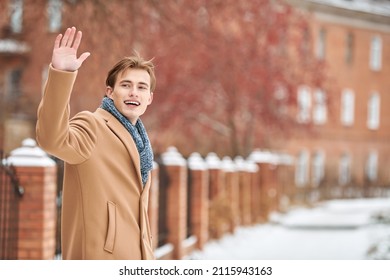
[124,101,140,106]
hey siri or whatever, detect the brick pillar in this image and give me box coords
[248,149,279,222]
[161,147,187,260]
[259,162,275,220]
[188,152,209,250]
[277,154,295,213]
[247,160,260,224]
[205,153,226,239]
[148,161,159,250]
[221,156,239,233]
[267,163,279,212]
[205,153,224,200]
[6,138,57,260]
[235,156,252,225]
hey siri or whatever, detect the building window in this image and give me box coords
[5,69,22,100]
[365,151,378,182]
[47,0,62,32]
[9,0,23,33]
[370,35,382,71]
[312,151,325,187]
[316,28,326,60]
[339,153,351,186]
[367,92,380,130]
[295,150,309,187]
[299,27,311,60]
[313,88,327,125]
[345,32,354,65]
[297,86,311,123]
[341,89,355,126]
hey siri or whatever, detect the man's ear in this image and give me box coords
[106,86,113,98]
[148,92,154,105]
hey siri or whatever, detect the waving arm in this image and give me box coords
[36,27,96,164]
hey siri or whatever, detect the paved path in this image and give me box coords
[188,198,390,260]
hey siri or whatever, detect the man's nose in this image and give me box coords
[128,86,138,96]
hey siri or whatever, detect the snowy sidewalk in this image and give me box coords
[188,198,390,260]
[275,198,390,229]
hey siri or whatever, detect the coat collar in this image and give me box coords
[95,108,146,193]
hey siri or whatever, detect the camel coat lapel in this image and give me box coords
[98,109,144,192]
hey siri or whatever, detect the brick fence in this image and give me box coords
[2,138,346,260]
[5,138,57,260]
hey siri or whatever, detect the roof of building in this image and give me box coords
[309,0,390,17]
[286,0,390,26]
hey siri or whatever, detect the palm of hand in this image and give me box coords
[52,47,81,71]
[51,27,90,72]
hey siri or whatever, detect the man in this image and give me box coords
[36,26,155,260]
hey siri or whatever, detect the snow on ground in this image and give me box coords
[187,197,390,260]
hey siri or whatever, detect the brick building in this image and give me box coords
[284,0,390,198]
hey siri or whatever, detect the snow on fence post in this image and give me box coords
[6,138,57,260]
[160,146,188,259]
[188,152,209,250]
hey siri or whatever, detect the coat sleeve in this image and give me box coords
[36,65,97,164]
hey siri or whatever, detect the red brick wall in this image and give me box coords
[165,164,188,260]
[189,168,209,250]
[15,165,57,260]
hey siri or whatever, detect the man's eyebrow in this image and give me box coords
[138,81,150,87]
[119,79,149,87]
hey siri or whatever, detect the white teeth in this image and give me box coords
[125,101,140,106]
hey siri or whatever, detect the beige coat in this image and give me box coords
[36,66,154,260]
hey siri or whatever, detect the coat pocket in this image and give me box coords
[104,201,116,253]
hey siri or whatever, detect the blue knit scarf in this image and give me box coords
[100,97,153,186]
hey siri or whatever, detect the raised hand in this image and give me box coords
[52,26,90,71]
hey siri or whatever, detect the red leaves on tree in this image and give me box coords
[14,0,328,157]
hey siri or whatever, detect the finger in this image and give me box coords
[60,27,71,47]
[72,30,83,50]
[54,34,63,49]
[66,27,76,47]
[78,52,91,64]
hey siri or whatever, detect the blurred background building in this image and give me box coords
[285,0,390,196]
[1,0,389,194]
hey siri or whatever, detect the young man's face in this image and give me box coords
[106,68,153,125]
